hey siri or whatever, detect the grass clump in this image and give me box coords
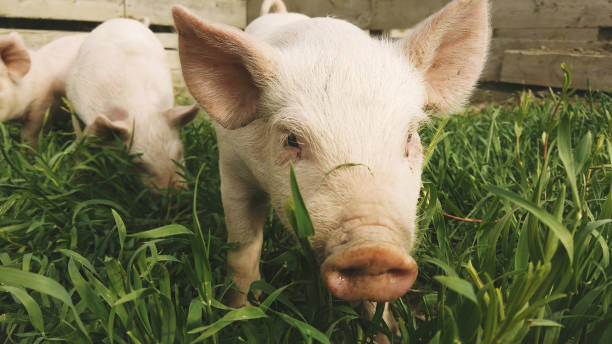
[0,76,611,342]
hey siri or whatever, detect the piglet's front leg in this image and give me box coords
[21,96,56,146]
[220,168,268,307]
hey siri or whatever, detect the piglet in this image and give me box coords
[173,0,489,336]
[66,18,199,190]
[0,32,86,145]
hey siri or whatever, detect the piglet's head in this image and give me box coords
[85,104,200,190]
[0,32,31,119]
[174,0,489,301]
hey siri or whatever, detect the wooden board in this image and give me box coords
[0,0,124,22]
[0,0,246,28]
[482,38,612,82]
[1,29,178,51]
[0,29,78,50]
[248,0,446,29]
[156,32,178,50]
[126,0,246,28]
[494,28,600,41]
[166,50,180,69]
[492,0,612,29]
[171,68,189,96]
[500,49,612,91]
[247,0,372,28]
[370,0,446,30]
[249,0,612,30]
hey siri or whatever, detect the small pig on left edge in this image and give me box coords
[0,32,86,145]
[66,18,199,190]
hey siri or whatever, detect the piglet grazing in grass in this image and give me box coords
[173,0,489,334]
[0,32,86,145]
[66,18,199,190]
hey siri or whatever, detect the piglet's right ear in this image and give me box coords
[172,5,280,129]
[0,32,31,78]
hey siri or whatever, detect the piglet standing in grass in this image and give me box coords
[0,32,86,145]
[173,0,489,337]
[66,18,199,190]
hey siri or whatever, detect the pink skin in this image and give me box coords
[173,0,490,338]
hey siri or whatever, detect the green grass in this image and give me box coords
[1,79,611,343]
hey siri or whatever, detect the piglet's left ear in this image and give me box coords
[0,32,31,78]
[167,104,199,128]
[400,0,490,113]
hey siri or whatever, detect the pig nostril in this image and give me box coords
[339,267,410,278]
[338,267,362,278]
[388,268,408,276]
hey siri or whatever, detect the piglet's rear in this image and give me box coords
[173,0,489,308]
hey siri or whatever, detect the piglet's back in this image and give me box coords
[67,19,173,122]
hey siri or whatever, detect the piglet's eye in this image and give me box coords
[286,133,299,148]
[281,132,302,162]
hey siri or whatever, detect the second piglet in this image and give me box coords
[66,18,198,190]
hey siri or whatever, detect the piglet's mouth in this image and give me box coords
[321,243,418,302]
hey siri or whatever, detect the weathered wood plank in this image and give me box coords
[500,49,612,91]
[494,28,600,41]
[0,0,123,22]
[0,29,78,50]
[251,0,612,30]
[371,0,446,30]
[166,50,180,70]
[126,0,246,28]
[171,68,189,96]
[492,0,612,29]
[482,38,612,82]
[247,0,372,28]
[156,32,178,50]
[1,29,178,51]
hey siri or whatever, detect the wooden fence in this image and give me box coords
[248,0,612,91]
[2,0,611,92]
[0,0,246,95]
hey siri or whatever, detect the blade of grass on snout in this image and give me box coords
[284,164,317,264]
[287,164,314,238]
[488,186,574,263]
[284,164,323,308]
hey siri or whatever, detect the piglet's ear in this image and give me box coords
[0,32,31,78]
[400,0,490,113]
[85,116,131,142]
[172,5,280,129]
[167,104,200,128]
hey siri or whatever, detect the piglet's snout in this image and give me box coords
[321,243,417,301]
